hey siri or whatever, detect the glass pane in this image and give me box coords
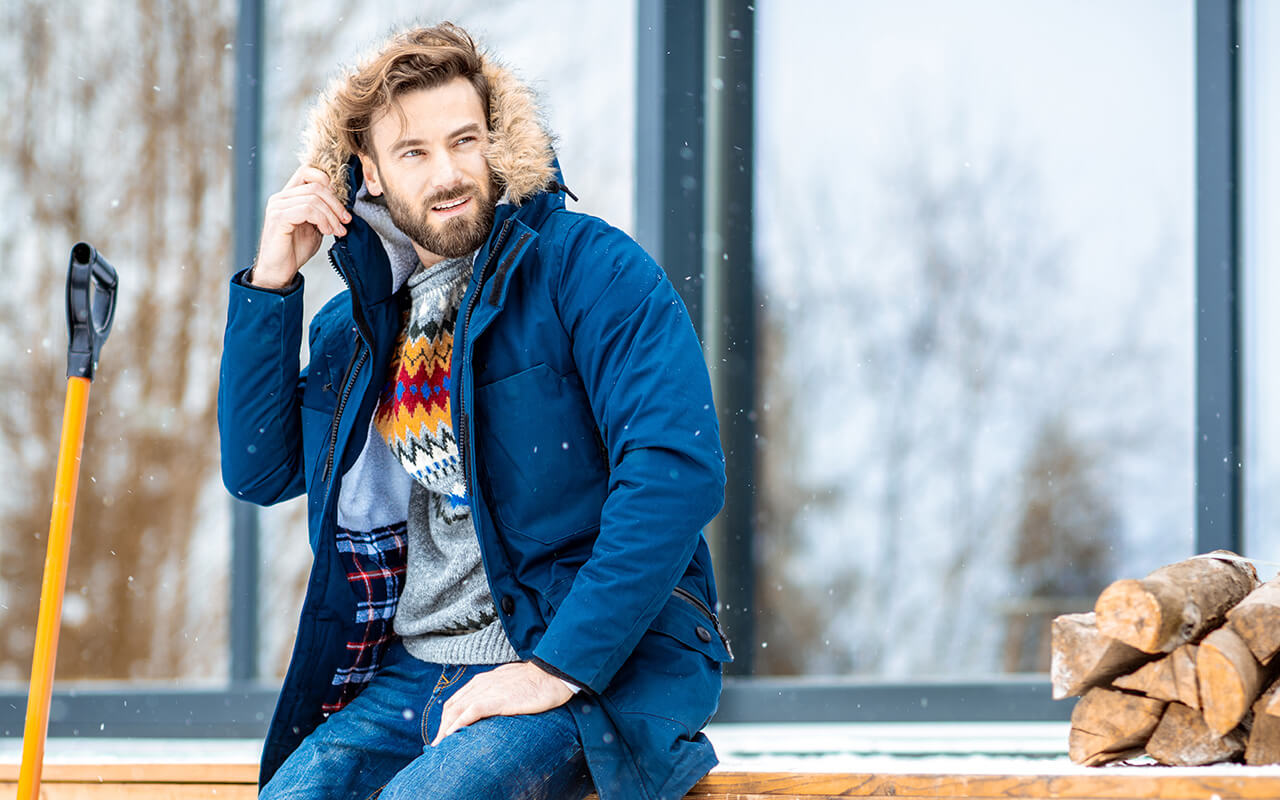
[1244,1,1280,564]
[754,0,1195,677]
[258,1,636,678]
[0,0,235,682]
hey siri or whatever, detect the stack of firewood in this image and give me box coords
[1052,551,1280,766]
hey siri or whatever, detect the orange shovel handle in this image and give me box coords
[18,376,92,800]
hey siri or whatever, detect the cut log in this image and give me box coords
[1068,687,1166,766]
[1051,612,1154,699]
[1094,551,1258,653]
[1146,701,1248,765]
[1113,643,1200,709]
[1246,676,1280,765]
[1269,683,1280,717]
[1198,626,1269,736]
[1228,576,1280,665]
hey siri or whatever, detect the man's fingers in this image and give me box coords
[429,663,571,746]
[272,194,348,237]
[283,164,333,190]
[435,675,483,735]
[272,184,351,228]
[433,696,489,746]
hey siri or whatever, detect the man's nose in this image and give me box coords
[432,152,466,194]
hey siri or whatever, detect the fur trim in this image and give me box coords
[298,30,557,207]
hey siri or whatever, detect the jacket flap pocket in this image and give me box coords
[649,593,732,663]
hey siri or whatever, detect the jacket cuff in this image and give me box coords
[527,655,591,695]
[234,267,303,296]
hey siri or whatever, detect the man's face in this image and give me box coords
[361,78,497,262]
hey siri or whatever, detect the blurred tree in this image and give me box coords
[0,0,235,680]
[1003,417,1116,672]
[753,122,1175,676]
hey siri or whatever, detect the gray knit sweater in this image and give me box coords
[376,256,518,665]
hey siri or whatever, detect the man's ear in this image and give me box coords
[359,152,383,197]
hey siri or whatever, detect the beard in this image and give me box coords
[383,174,499,259]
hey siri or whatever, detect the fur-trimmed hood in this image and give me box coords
[299,28,558,207]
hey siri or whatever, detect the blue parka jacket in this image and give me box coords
[217,44,729,800]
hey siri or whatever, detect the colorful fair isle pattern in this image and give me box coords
[322,522,407,714]
[373,277,468,505]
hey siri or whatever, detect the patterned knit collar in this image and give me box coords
[406,251,476,292]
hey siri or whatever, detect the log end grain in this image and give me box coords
[1095,579,1163,653]
[1228,580,1280,665]
[1198,626,1264,737]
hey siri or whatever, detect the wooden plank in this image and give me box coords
[1094,552,1257,653]
[0,762,258,784]
[684,772,1280,798]
[0,783,256,799]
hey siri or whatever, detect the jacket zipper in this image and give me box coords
[321,345,367,483]
[321,248,369,484]
[457,218,515,502]
[672,586,733,657]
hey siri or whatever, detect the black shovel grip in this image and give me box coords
[66,242,119,380]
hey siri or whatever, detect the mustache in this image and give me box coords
[424,182,481,209]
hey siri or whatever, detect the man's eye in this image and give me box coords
[455,137,475,147]
[402,149,423,158]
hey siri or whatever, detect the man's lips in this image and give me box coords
[431,196,472,217]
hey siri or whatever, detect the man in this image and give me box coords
[218,22,730,800]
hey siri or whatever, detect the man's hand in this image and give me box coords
[251,165,351,290]
[431,662,574,746]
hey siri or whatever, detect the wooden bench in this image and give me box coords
[7,725,1280,799]
[7,762,1280,799]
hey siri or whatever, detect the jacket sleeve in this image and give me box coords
[530,217,726,693]
[217,268,308,505]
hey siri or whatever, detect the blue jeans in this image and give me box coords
[260,642,593,800]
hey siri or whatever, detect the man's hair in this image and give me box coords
[333,23,489,158]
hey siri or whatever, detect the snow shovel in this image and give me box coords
[18,242,118,800]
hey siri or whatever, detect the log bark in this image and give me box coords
[1228,576,1280,665]
[1051,612,1154,699]
[1068,687,1166,766]
[1246,676,1280,765]
[1198,626,1268,736]
[1146,701,1247,766]
[1094,552,1257,653]
[1113,643,1199,709]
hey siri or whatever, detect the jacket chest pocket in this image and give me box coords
[474,363,608,544]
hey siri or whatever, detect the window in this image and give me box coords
[752,0,1195,678]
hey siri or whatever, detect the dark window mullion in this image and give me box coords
[1195,0,1243,556]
